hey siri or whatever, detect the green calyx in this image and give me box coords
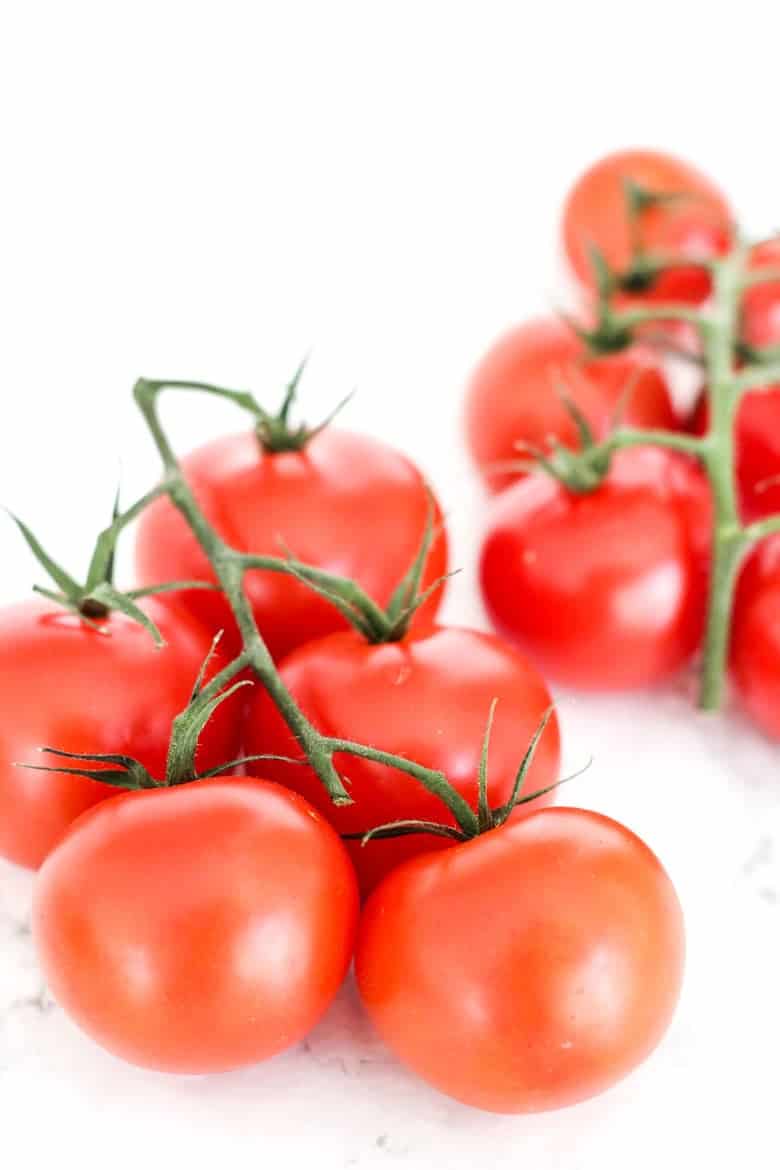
[253,356,354,453]
[274,493,454,644]
[521,385,615,494]
[345,704,586,846]
[7,492,216,646]
[16,636,302,792]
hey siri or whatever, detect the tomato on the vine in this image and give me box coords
[34,777,359,1073]
[731,535,780,739]
[480,447,711,689]
[465,317,681,493]
[244,624,560,896]
[356,807,685,1113]
[135,429,448,661]
[0,599,242,870]
[562,149,732,305]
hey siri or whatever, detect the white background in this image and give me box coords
[1,3,779,1168]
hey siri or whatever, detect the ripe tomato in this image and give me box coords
[480,447,711,689]
[244,625,560,896]
[465,317,680,492]
[562,149,732,304]
[741,238,780,351]
[0,599,242,870]
[731,535,780,739]
[34,777,359,1073]
[356,807,685,1113]
[134,429,448,662]
[690,389,780,523]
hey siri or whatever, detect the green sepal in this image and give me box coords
[16,747,159,791]
[7,511,82,600]
[476,699,498,833]
[490,707,554,826]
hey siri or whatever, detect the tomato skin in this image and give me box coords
[562,149,732,305]
[480,448,711,690]
[464,317,679,494]
[134,428,448,661]
[0,599,242,871]
[742,238,780,350]
[356,807,685,1113]
[731,536,780,739]
[34,777,359,1073]
[243,624,560,896]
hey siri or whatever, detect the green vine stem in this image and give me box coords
[565,239,780,710]
[129,377,481,827]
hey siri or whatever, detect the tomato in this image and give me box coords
[465,318,680,492]
[741,238,780,351]
[480,447,711,689]
[135,429,448,661]
[356,806,684,1113]
[690,389,780,523]
[562,149,732,305]
[0,599,242,870]
[34,777,358,1073]
[243,624,560,896]
[731,535,780,739]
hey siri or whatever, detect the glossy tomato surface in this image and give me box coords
[563,149,732,304]
[465,318,680,493]
[135,428,448,661]
[0,599,242,870]
[742,238,780,351]
[244,624,560,896]
[731,535,780,739]
[34,777,359,1073]
[480,447,711,689]
[356,807,685,1113]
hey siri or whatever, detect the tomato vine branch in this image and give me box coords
[129,377,483,828]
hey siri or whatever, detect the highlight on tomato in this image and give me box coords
[480,446,711,690]
[356,805,685,1113]
[464,316,681,493]
[134,368,448,661]
[562,148,732,305]
[0,513,242,870]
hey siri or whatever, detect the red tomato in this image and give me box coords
[480,447,711,689]
[243,625,560,896]
[34,777,359,1073]
[465,318,681,492]
[135,429,448,661]
[562,149,732,304]
[742,238,780,351]
[690,389,780,523]
[356,807,685,1113]
[0,599,242,870]
[731,535,780,739]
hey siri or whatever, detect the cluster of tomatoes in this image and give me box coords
[5,146,768,1117]
[468,149,780,736]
